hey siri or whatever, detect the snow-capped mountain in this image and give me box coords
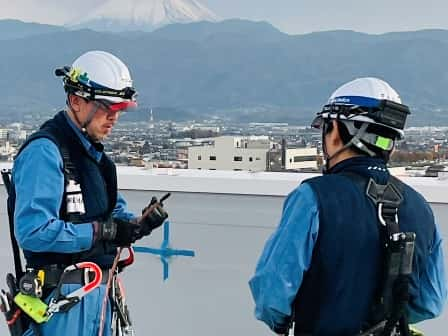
[69,0,219,32]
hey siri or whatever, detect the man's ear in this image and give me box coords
[329,120,343,147]
[68,94,82,113]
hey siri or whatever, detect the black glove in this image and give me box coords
[138,196,169,237]
[95,217,140,247]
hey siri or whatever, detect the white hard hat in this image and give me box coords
[329,77,401,106]
[55,50,137,111]
[329,77,401,103]
[312,77,410,150]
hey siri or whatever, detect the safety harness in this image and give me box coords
[348,172,416,336]
[0,168,105,336]
[0,170,27,336]
[0,141,134,335]
[286,172,417,336]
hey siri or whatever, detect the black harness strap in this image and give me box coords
[59,143,84,224]
[365,176,403,244]
[341,172,414,336]
[2,170,43,336]
[1,170,23,281]
[365,177,411,336]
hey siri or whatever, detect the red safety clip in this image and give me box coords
[117,247,135,273]
[47,262,102,315]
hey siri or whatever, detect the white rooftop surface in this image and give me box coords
[118,166,448,203]
[1,162,447,203]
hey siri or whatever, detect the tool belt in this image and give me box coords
[1,261,106,335]
[37,265,110,289]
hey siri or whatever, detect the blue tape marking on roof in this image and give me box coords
[134,221,195,281]
[162,258,169,281]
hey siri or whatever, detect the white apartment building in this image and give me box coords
[285,147,319,170]
[188,136,270,171]
[268,147,319,171]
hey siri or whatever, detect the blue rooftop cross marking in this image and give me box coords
[134,221,195,280]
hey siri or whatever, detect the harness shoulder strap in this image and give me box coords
[58,143,85,223]
[1,169,23,280]
[340,172,415,336]
[365,176,403,237]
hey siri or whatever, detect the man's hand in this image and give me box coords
[137,195,169,237]
[94,217,140,247]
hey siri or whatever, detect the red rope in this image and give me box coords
[7,309,21,326]
[98,247,122,336]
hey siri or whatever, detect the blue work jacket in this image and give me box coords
[249,157,447,335]
[12,111,135,265]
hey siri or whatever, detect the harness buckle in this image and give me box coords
[378,203,399,228]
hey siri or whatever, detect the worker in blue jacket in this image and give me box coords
[11,51,168,335]
[249,77,447,335]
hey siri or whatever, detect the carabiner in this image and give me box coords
[47,262,102,315]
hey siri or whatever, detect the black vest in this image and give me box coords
[12,111,118,268]
[293,157,435,336]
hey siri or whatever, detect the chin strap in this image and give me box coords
[81,101,100,133]
[343,123,376,156]
[322,122,376,173]
[67,96,101,141]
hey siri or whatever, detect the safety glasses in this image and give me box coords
[94,99,137,113]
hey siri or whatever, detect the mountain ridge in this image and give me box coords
[1,19,448,125]
[0,19,65,40]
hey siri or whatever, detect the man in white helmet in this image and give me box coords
[249,78,446,335]
[8,51,168,335]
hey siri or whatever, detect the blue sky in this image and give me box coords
[0,0,447,34]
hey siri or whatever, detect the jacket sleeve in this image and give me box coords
[13,138,93,253]
[248,183,320,333]
[112,192,137,222]
[408,225,447,323]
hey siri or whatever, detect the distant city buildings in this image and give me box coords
[188,136,319,172]
[0,116,446,176]
[0,129,8,140]
[188,136,271,171]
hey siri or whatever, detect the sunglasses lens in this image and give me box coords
[96,100,137,113]
[311,116,323,129]
[108,101,137,112]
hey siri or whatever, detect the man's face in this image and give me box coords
[69,95,122,141]
[85,100,121,141]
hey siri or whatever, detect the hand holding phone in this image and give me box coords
[138,193,170,236]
